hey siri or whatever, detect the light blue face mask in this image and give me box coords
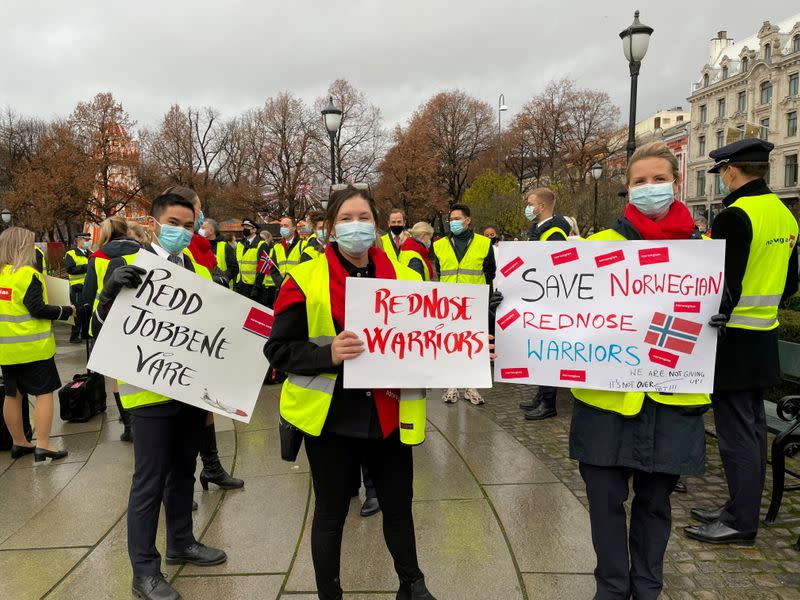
[449,220,465,235]
[280,227,292,239]
[524,205,536,222]
[158,223,193,255]
[718,168,731,197]
[335,221,375,256]
[316,229,326,242]
[628,181,675,219]
[194,211,205,232]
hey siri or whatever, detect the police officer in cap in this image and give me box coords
[64,233,92,343]
[234,218,267,301]
[685,138,799,545]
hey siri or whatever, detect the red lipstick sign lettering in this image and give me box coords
[551,247,579,266]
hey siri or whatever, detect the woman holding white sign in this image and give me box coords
[0,227,74,462]
[264,186,436,600]
[570,142,721,600]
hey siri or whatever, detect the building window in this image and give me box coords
[698,135,706,156]
[764,43,772,63]
[760,81,773,104]
[699,104,707,123]
[717,98,726,118]
[716,130,725,148]
[742,56,749,72]
[677,115,684,123]
[791,73,799,97]
[787,155,799,187]
[696,170,706,196]
[722,66,729,80]
[794,35,800,53]
[760,118,770,140]
[703,73,709,87]
[789,111,798,137]
[737,91,747,113]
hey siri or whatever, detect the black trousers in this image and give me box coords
[539,386,557,410]
[712,389,767,533]
[69,286,84,338]
[304,430,423,600]
[127,402,207,577]
[580,463,678,600]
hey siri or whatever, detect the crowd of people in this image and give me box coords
[0,136,797,600]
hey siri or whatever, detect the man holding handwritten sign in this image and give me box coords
[344,278,492,390]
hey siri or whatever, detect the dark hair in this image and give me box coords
[162,185,199,206]
[324,186,379,242]
[730,162,769,179]
[151,193,196,219]
[388,208,405,219]
[310,212,326,224]
[450,203,471,218]
[483,224,498,233]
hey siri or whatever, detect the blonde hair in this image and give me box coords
[127,221,153,246]
[626,141,680,185]
[527,187,556,208]
[409,221,434,241]
[98,216,129,247]
[0,227,35,272]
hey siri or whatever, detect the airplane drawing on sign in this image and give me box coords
[201,388,248,418]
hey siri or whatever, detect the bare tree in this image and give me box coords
[0,109,47,193]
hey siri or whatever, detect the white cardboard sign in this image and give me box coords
[344,277,492,389]
[493,240,725,393]
[87,251,272,422]
[45,275,74,325]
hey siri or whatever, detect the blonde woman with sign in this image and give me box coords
[0,227,74,462]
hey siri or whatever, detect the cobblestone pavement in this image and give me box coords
[478,383,800,600]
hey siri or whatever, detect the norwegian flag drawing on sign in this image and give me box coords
[644,312,703,355]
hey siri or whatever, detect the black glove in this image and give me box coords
[489,290,504,313]
[102,265,147,300]
[708,313,728,329]
[250,287,262,300]
[213,274,229,288]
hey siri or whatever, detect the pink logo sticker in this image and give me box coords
[595,249,625,267]
[497,309,521,330]
[674,301,701,313]
[500,367,529,379]
[242,307,274,338]
[559,369,586,382]
[500,256,524,277]
[551,247,579,266]
[638,247,670,265]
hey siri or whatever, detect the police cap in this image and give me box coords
[75,232,91,240]
[708,138,773,173]
[241,218,259,230]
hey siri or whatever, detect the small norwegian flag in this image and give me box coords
[257,250,276,275]
[644,312,702,355]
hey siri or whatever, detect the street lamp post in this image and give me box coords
[619,10,654,162]
[321,95,343,188]
[590,162,603,232]
[497,94,507,170]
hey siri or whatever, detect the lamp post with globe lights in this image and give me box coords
[620,10,654,162]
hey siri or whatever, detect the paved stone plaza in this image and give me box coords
[1,328,799,599]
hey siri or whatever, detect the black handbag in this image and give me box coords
[279,416,303,462]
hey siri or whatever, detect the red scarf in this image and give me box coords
[624,201,696,240]
[188,232,217,270]
[326,243,400,437]
[399,237,434,279]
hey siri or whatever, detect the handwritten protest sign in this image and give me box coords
[87,251,272,422]
[494,240,725,393]
[45,276,74,325]
[344,278,492,389]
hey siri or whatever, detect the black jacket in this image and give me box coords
[711,179,799,390]
[22,276,73,322]
[210,238,239,283]
[63,247,89,287]
[568,219,707,475]
[528,214,571,241]
[82,238,141,308]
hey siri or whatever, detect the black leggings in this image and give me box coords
[304,430,423,600]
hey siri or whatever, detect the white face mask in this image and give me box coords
[335,221,376,256]
[628,181,675,219]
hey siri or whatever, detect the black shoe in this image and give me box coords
[34,448,68,462]
[199,424,244,490]
[684,520,756,545]
[519,391,543,411]
[10,445,35,459]
[397,577,437,600]
[674,480,688,494]
[165,541,227,566]
[120,426,133,443]
[69,335,81,344]
[690,506,726,524]
[524,405,557,421]
[360,497,381,517]
[192,500,198,511]
[132,574,181,600]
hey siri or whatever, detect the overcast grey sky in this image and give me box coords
[1,1,798,131]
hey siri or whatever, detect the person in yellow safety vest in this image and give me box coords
[64,233,92,344]
[433,202,495,406]
[199,218,238,286]
[380,207,406,261]
[399,221,435,281]
[90,192,227,600]
[685,138,799,546]
[562,142,714,600]
[0,227,74,463]
[264,185,437,600]
[234,218,267,301]
[520,187,573,421]
[297,218,313,243]
[270,215,306,276]
[300,213,327,263]
[33,244,47,274]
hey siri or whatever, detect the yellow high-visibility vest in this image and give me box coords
[279,256,427,445]
[65,249,88,287]
[433,233,491,284]
[213,241,227,273]
[119,250,213,410]
[35,245,47,274]
[302,239,324,262]
[270,240,306,277]
[235,239,266,285]
[398,248,432,281]
[0,265,57,365]
[726,193,798,331]
[380,233,402,261]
